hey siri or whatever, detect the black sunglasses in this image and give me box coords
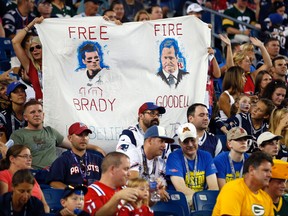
[29,44,42,52]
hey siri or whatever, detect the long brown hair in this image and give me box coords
[222,66,245,95]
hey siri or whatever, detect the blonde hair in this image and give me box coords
[241,43,254,53]
[233,51,247,66]
[134,10,150,22]
[269,108,288,147]
[127,178,149,205]
[28,36,42,71]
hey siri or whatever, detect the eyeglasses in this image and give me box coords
[29,45,42,52]
[17,154,32,159]
[143,111,161,117]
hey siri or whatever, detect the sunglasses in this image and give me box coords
[29,44,42,52]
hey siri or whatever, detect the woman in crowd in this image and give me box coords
[134,10,150,22]
[218,66,246,121]
[254,70,273,98]
[0,145,49,212]
[12,17,44,100]
[233,37,272,95]
[269,107,288,160]
[0,169,45,215]
[110,0,129,23]
[262,79,287,108]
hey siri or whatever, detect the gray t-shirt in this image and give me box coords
[10,126,64,169]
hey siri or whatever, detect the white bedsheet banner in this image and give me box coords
[36,16,211,153]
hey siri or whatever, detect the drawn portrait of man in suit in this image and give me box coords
[156,38,189,88]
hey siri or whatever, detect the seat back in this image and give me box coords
[190,210,213,216]
[42,188,64,213]
[152,190,190,216]
[152,202,185,216]
[193,190,219,211]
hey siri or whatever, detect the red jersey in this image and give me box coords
[243,74,254,95]
[84,181,121,216]
[117,203,154,216]
[28,60,43,100]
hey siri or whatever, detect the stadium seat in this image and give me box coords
[193,190,219,211]
[190,210,213,216]
[151,190,190,216]
[152,203,184,216]
[31,169,49,184]
[42,188,64,213]
[86,149,104,159]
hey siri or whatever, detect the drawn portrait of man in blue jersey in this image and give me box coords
[157,38,189,88]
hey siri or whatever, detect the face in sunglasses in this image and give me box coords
[29,44,42,52]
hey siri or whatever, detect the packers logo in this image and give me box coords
[251,204,265,215]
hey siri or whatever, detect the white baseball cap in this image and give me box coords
[177,123,197,142]
[187,3,203,14]
[257,132,283,147]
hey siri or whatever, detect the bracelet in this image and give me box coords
[24,27,29,32]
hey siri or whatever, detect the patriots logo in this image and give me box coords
[117,144,129,151]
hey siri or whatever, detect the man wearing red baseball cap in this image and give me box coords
[46,122,103,189]
[116,102,166,153]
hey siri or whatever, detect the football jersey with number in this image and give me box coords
[222,5,256,39]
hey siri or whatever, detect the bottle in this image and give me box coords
[5,140,14,148]
[149,174,160,202]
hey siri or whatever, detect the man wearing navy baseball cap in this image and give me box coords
[116,102,166,153]
[125,125,173,201]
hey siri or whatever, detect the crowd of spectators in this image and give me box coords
[0,0,288,215]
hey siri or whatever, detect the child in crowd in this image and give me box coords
[117,178,154,216]
[57,185,89,216]
[230,94,251,116]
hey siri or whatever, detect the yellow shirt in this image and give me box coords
[213,178,274,216]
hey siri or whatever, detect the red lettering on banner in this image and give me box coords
[100,26,108,40]
[68,26,109,40]
[73,98,116,111]
[156,95,189,108]
[154,23,183,36]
